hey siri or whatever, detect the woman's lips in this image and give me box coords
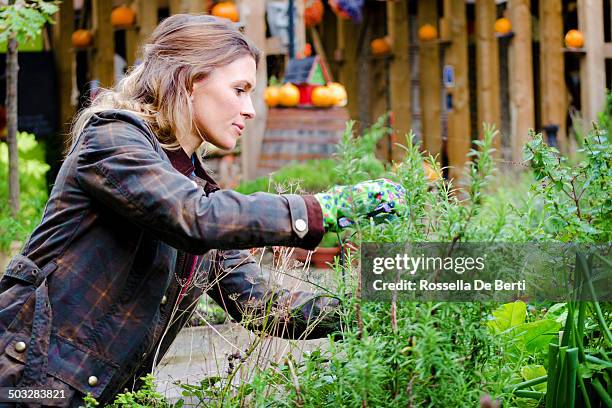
[232,123,244,135]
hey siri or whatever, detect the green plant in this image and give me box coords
[0,132,49,251]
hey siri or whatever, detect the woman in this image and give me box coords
[0,14,406,406]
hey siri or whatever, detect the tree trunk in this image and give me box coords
[6,33,20,216]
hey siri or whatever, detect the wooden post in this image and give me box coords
[295,0,306,56]
[475,0,501,148]
[578,0,606,125]
[387,0,411,161]
[444,0,471,181]
[92,0,114,88]
[539,0,567,152]
[52,0,75,134]
[508,0,534,162]
[168,0,184,15]
[337,18,360,122]
[241,0,267,180]
[188,0,205,13]
[136,0,158,55]
[418,0,442,159]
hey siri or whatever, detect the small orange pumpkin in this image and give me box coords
[565,29,584,48]
[494,17,512,35]
[418,24,438,41]
[111,5,136,27]
[311,86,334,108]
[71,29,93,48]
[278,83,300,107]
[211,2,240,22]
[327,82,347,107]
[264,86,281,108]
[304,0,324,28]
[370,36,391,56]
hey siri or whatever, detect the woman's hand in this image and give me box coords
[314,178,407,232]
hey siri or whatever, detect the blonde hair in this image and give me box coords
[68,14,260,152]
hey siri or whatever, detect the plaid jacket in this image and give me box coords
[0,110,340,406]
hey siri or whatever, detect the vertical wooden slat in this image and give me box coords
[387,0,411,161]
[137,0,158,52]
[508,0,534,161]
[578,0,606,125]
[337,18,360,122]
[444,0,471,181]
[52,0,75,134]
[125,28,139,67]
[188,0,205,13]
[475,0,500,148]
[295,0,306,56]
[241,0,267,180]
[92,0,114,88]
[539,0,567,152]
[418,0,442,159]
[168,0,183,15]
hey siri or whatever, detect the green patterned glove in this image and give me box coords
[314,178,407,232]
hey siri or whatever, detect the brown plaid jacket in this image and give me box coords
[0,110,340,406]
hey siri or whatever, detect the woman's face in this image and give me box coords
[191,55,257,151]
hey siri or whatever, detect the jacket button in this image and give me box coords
[294,219,307,232]
[161,295,168,305]
[88,376,98,387]
[14,341,26,353]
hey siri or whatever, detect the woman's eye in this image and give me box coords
[235,88,245,95]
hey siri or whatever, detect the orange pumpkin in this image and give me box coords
[494,17,512,35]
[304,0,324,28]
[279,83,300,107]
[264,86,281,107]
[565,29,584,48]
[327,82,347,107]
[311,86,334,108]
[111,5,136,27]
[423,162,439,183]
[370,36,391,56]
[211,2,240,22]
[71,29,93,48]
[418,24,438,42]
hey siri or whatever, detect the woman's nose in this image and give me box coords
[242,96,256,119]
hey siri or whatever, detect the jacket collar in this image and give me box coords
[163,147,220,194]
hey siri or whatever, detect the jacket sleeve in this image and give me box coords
[74,117,324,254]
[207,249,342,340]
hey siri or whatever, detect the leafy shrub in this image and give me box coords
[0,132,49,252]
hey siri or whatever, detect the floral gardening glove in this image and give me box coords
[314,179,407,232]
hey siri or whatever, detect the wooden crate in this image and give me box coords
[257,107,350,176]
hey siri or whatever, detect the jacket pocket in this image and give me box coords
[0,334,78,407]
[0,255,57,335]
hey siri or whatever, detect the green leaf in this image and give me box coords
[510,319,561,353]
[487,301,527,333]
[520,365,547,392]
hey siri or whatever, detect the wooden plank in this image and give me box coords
[295,0,306,56]
[168,0,183,15]
[444,0,471,181]
[188,0,205,13]
[387,0,411,161]
[508,0,535,161]
[578,0,606,125]
[92,0,114,88]
[137,0,158,53]
[52,0,75,135]
[475,0,500,150]
[539,0,567,153]
[604,43,612,58]
[337,18,360,122]
[125,27,139,67]
[240,0,267,180]
[418,0,442,160]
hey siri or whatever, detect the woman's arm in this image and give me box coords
[207,249,342,340]
[74,115,324,254]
